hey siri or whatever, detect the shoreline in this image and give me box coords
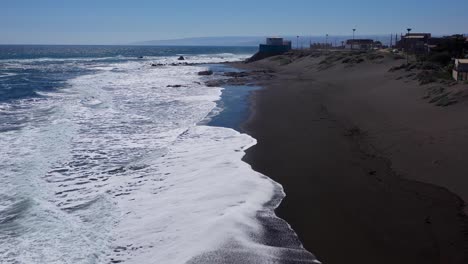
[228,51,468,264]
[205,64,320,263]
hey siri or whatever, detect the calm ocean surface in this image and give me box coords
[0,45,317,264]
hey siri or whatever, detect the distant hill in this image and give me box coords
[131,35,396,47]
[132,37,263,46]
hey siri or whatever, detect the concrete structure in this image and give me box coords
[266,37,284,46]
[283,40,292,50]
[428,35,468,57]
[453,59,468,81]
[310,43,332,50]
[373,41,383,49]
[259,37,292,54]
[398,33,431,54]
[345,39,374,50]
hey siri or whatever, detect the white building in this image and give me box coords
[266,37,284,46]
[453,59,468,81]
[345,39,374,50]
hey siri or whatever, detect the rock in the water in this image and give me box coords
[178,56,185,61]
[151,63,164,67]
[224,71,249,78]
[198,70,213,76]
[166,85,184,88]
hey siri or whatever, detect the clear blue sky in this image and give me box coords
[1,0,467,44]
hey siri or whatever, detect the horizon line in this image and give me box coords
[2,33,466,46]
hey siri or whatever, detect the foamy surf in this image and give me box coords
[110,126,276,263]
[0,49,318,264]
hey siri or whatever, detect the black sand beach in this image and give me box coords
[205,64,319,264]
[227,51,468,264]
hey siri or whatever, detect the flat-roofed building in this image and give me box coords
[266,37,284,46]
[427,35,468,56]
[310,43,333,50]
[345,39,374,50]
[398,33,431,54]
[453,59,468,81]
[259,37,292,54]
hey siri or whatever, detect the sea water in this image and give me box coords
[0,45,318,264]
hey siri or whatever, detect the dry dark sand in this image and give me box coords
[231,51,468,264]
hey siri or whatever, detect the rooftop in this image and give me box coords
[404,35,426,39]
[346,39,374,44]
[405,33,431,36]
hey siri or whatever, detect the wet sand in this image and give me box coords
[231,51,468,264]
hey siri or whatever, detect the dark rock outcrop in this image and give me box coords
[178,56,185,61]
[198,70,213,76]
[247,51,288,63]
[223,72,249,78]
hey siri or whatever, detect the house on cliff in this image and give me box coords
[428,35,468,57]
[344,39,374,50]
[259,37,292,54]
[453,59,468,81]
[397,33,431,54]
[247,37,292,62]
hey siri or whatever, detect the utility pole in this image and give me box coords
[296,36,299,50]
[390,34,393,49]
[326,34,329,51]
[406,28,412,64]
[352,28,356,50]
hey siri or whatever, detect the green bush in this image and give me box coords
[418,71,437,84]
[417,54,428,62]
[421,62,440,70]
[319,59,328,65]
[367,53,385,60]
[279,58,292,65]
[428,52,452,66]
[270,56,284,61]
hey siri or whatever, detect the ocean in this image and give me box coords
[0,45,317,264]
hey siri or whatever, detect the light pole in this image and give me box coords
[326,34,329,51]
[352,28,356,50]
[406,28,412,64]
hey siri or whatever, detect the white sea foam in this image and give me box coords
[144,53,251,66]
[0,54,318,263]
[0,56,126,63]
[0,53,250,65]
[0,72,18,78]
[110,126,278,264]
